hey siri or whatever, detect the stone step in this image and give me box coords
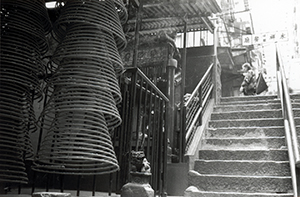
[209,117,300,128]
[206,126,285,138]
[198,149,289,161]
[209,118,284,128]
[214,102,300,112]
[219,94,300,106]
[214,103,282,113]
[211,109,282,120]
[220,95,278,103]
[188,171,292,193]
[184,186,293,197]
[194,160,290,176]
[202,136,286,150]
[292,108,300,117]
[219,99,280,106]
[290,94,300,100]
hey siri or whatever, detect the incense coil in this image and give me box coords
[0,0,50,184]
[34,0,126,176]
[33,111,119,175]
[41,85,121,131]
[1,0,51,34]
[0,82,38,132]
[51,24,124,75]
[0,36,45,97]
[0,84,36,155]
[0,149,28,184]
[53,0,127,51]
[49,58,122,105]
[1,2,51,55]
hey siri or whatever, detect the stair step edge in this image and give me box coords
[184,187,293,196]
[195,160,289,163]
[189,171,292,179]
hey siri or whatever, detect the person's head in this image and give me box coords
[242,63,252,72]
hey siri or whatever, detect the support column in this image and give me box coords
[166,49,178,153]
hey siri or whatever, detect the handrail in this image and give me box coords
[276,45,299,197]
[184,63,214,148]
[185,63,213,107]
[185,85,213,140]
[126,67,169,102]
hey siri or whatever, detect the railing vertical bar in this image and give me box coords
[46,173,49,192]
[156,94,161,191]
[92,175,96,196]
[76,175,80,196]
[18,184,21,194]
[136,76,144,150]
[141,81,149,151]
[109,173,112,196]
[60,174,64,193]
[199,85,203,126]
[31,171,36,194]
[162,98,168,197]
[146,87,154,160]
[181,106,187,161]
[158,98,164,195]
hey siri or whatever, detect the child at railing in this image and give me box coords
[240,63,256,96]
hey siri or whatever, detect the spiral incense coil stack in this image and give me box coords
[33,0,127,175]
[0,0,51,184]
[53,0,127,52]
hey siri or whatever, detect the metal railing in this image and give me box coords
[113,67,169,195]
[183,63,214,150]
[2,67,169,196]
[276,45,299,197]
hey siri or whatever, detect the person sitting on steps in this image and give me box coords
[240,62,256,96]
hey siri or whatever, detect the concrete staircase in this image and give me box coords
[185,94,300,197]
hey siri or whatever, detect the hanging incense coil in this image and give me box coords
[0,0,50,184]
[1,1,51,55]
[41,85,121,131]
[50,24,124,98]
[0,148,28,184]
[33,111,119,175]
[51,24,125,76]
[53,0,127,51]
[34,0,126,175]
[1,0,52,34]
[0,84,34,184]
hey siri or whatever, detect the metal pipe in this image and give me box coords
[284,119,298,197]
[180,17,187,162]
[276,46,299,196]
[166,56,177,149]
[277,47,300,163]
